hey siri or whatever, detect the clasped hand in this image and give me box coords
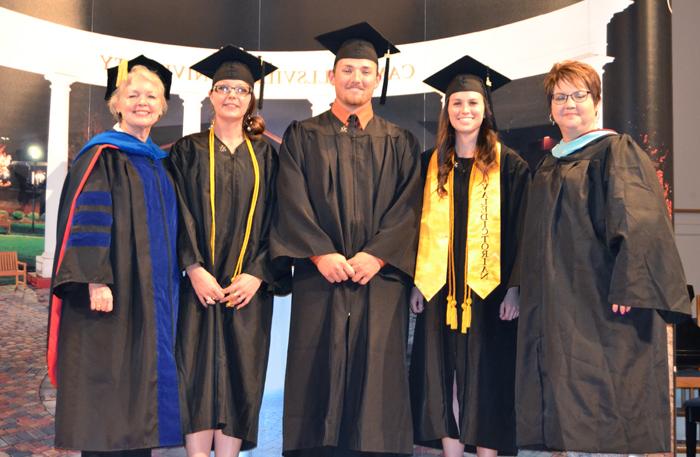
[313,252,383,285]
[186,264,262,309]
[612,303,631,314]
[223,273,262,309]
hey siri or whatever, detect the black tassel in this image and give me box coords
[257,56,265,110]
[484,72,498,131]
[380,55,390,105]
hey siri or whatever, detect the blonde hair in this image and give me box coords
[108,65,168,121]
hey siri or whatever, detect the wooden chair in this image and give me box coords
[0,251,26,287]
[685,395,700,457]
[677,291,700,455]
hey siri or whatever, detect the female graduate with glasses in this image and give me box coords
[515,60,690,455]
[409,56,529,457]
[169,46,283,457]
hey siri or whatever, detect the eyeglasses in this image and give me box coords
[551,90,591,105]
[212,85,252,96]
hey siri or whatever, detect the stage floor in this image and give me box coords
[0,285,678,457]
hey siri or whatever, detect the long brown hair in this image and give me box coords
[436,92,499,195]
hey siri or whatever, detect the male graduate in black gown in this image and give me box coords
[270,22,422,457]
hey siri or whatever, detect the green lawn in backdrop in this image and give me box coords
[0,234,44,269]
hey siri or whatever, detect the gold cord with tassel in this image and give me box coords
[446,168,458,330]
[231,137,260,280]
[461,288,472,334]
[459,167,476,334]
[448,162,473,334]
[209,126,217,260]
[208,123,260,301]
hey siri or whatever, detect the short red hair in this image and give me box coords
[543,60,601,105]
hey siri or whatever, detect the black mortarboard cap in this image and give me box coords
[424,55,510,130]
[423,55,510,98]
[315,22,400,105]
[191,45,278,109]
[315,22,400,63]
[105,55,173,101]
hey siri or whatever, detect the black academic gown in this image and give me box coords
[516,133,691,453]
[270,111,422,456]
[409,147,529,455]
[169,132,283,450]
[50,145,181,451]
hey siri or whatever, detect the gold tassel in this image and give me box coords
[445,169,458,330]
[447,295,458,329]
[461,288,472,334]
[116,59,129,88]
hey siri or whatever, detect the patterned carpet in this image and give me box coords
[0,286,73,457]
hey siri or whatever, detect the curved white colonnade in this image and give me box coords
[0,0,630,277]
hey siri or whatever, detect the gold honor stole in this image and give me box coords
[208,125,260,306]
[414,144,501,333]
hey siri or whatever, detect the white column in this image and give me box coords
[36,73,75,278]
[584,0,632,128]
[180,91,207,136]
[308,96,333,117]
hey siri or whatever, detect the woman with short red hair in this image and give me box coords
[516,60,691,454]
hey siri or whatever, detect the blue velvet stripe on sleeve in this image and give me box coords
[66,232,110,247]
[66,191,113,248]
[76,191,112,207]
[72,211,112,227]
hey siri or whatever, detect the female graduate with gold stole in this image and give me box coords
[168,46,280,457]
[409,56,529,457]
